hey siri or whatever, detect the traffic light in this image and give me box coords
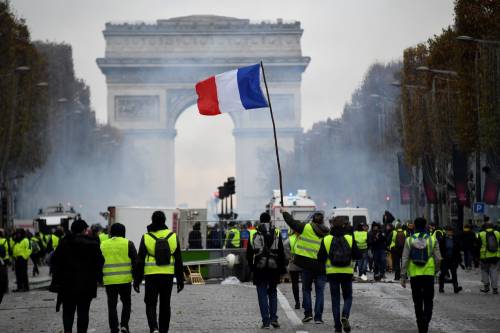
[227,177,235,195]
[218,186,227,199]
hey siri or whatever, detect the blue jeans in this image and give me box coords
[356,250,368,276]
[373,249,386,279]
[463,250,473,269]
[301,269,326,321]
[256,281,278,325]
[328,274,353,331]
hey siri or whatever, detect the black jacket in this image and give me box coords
[133,223,184,288]
[282,211,329,273]
[438,235,462,267]
[50,234,104,299]
[460,229,477,251]
[317,226,362,275]
[368,230,387,251]
[246,225,286,285]
[188,230,202,249]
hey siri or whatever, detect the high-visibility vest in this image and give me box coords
[289,233,298,255]
[225,228,240,248]
[324,234,354,274]
[0,238,8,260]
[406,232,436,278]
[353,231,368,250]
[99,233,109,243]
[101,237,133,285]
[144,229,177,275]
[51,234,60,250]
[294,223,323,260]
[479,229,500,260]
[13,238,32,260]
[249,229,257,247]
[390,229,407,249]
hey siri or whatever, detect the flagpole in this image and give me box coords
[260,61,284,207]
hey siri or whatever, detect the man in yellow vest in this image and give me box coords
[284,228,302,309]
[282,208,329,324]
[478,221,500,294]
[353,223,368,280]
[101,223,137,333]
[318,216,361,333]
[390,222,407,281]
[225,221,241,249]
[401,218,441,333]
[12,228,32,292]
[133,211,184,333]
[0,229,9,303]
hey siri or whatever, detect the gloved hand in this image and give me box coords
[133,283,140,293]
[177,283,184,293]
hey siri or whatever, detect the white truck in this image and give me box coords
[329,207,370,229]
[268,189,317,239]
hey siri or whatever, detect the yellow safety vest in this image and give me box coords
[406,232,436,278]
[479,229,500,260]
[249,229,257,247]
[289,233,298,255]
[144,229,177,275]
[390,229,407,249]
[226,228,240,248]
[294,223,323,259]
[99,233,109,243]
[0,238,8,260]
[353,231,368,250]
[101,237,133,285]
[51,234,60,250]
[324,234,354,274]
[13,238,32,260]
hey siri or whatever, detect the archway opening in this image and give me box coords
[175,104,235,209]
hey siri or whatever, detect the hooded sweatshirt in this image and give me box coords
[282,211,330,273]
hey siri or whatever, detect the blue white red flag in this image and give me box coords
[195,64,268,116]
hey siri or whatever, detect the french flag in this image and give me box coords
[195,64,269,116]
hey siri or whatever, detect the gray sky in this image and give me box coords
[10,0,455,207]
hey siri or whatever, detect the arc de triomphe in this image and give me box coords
[97,15,310,218]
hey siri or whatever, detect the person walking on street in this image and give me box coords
[438,226,463,294]
[368,222,387,281]
[246,212,286,329]
[390,223,407,280]
[50,219,104,333]
[284,228,302,309]
[353,223,368,280]
[401,217,441,333]
[0,229,9,304]
[12,229,31,292]
[477,221,500,294]
[101,223,138,333]
[282,208,329,324]
[460,223,476,270]
[225,221,241,249]
[318,216,361,333]
[133,211,184,333]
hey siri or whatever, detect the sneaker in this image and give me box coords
[493,289,498,295]
[314,320,324,324]
[120,327,129,333]
[302,315,313,323]
[361,274,368,281]
[454,286,463,294]
[480,286,490,293]
[152,330,159,333]
[260,324,270,329]
[294,302,300,309]
[271,321,280,328]
[341,316,351,333]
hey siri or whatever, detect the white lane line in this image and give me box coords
[277,287,303,327]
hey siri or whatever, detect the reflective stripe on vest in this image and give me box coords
[101,237,132,285]
[479,229,500,260]
[353,231,368,250]
[294,223,322,259]
[324,234,354,274]
[144,229,177,275]
[406,232,436,277]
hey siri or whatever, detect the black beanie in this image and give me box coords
[71,219,88,234]
[260,212,271,223]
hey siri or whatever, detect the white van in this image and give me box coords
[329,207,370,229]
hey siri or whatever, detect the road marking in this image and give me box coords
[277,287,303,327]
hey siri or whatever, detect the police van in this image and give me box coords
[329,207,370,229]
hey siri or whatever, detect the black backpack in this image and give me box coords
[329,235,352,267]
[486,231,499,253]
[147,232,174,266]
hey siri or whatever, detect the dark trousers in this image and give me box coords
[256,280,278,325]
[31,254,40,276]
[410,276,435,333]
[301,269,326,321]
[373,249,386,279]
[0,264,7,304]
[289,271,301,306]
[144,274,174,333]
[105,283,132,333]
[62,297,92,333]
[328,274,353,331]
[391,248,403,280]
[14,257,29,290]
[439,260,458,290]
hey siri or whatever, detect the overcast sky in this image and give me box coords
[10,0,455,207]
